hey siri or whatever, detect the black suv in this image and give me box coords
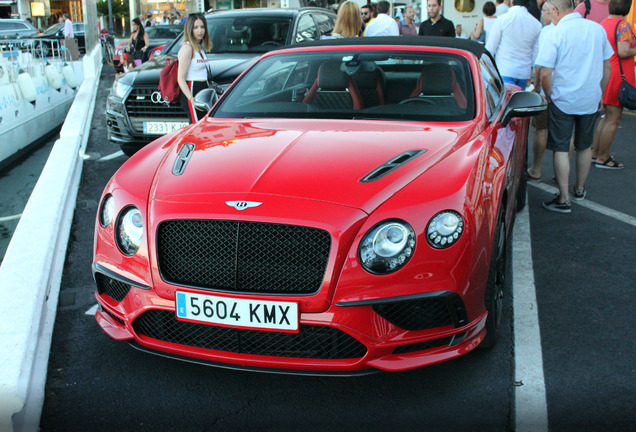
[106,8,336,155]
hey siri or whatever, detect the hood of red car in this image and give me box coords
[149,119,475,213]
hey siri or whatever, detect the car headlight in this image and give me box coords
[111,80,131,99]
[116,206,143,256]
[359,220,415,274]
[426,211,464,249]
[99,194,115,228]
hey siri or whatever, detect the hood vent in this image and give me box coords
[359,150,427,183]
[172,143,195,176]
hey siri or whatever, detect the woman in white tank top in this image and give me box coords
[177,13,212,123]
[471,1,497,43]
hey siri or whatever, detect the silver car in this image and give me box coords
[0,19,38,39]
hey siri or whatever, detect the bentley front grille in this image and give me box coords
[157,220,331,295]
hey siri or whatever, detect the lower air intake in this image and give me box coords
[133,309,367,360]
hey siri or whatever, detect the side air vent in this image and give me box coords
[173,143,195,176]
[359,150,426,183]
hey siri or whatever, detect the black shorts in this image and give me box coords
[547,102,598,152]
[531,109,548,130]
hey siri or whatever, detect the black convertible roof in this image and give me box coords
[298,36,488,58]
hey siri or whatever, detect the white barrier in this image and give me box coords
[0,44,103,432]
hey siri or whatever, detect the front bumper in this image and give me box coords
[94,267,487,374]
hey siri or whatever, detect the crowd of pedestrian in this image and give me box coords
[148,1,635,205]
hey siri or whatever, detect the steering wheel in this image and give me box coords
[399,97,436,105]
[261,41,282,47]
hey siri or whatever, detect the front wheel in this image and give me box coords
[516,152,528,212]
[480,211,507,349]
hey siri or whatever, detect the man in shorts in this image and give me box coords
[535,0,612,213]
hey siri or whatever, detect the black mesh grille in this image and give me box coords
[103,308,126,326]
[393,336,453,355]
[95,273,131,302]
[373,298,453,331]
[124,87,189,133]
[157,220,331,295]
[133,309,367,359]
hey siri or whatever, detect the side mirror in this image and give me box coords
[501,91,547,127]
[193,88,220,113]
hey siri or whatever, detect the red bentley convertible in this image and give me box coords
[93,37,545,375]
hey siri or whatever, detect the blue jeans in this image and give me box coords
[501,76,528,89]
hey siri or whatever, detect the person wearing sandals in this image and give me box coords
[535,0,613,213]
[177,13,212,124]
[592,0,636,169]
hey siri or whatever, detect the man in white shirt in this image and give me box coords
[535,0,612,212]
[495,0,511,16]
[486,0,541,89]
[365,1,399,37]
[63,13,73,38]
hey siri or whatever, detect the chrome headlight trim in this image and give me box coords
[359,220,416,274]
[426,210,464,249]
[115,206,143,256]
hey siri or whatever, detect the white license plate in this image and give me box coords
[175,292,299,332]
[143,121,189,135]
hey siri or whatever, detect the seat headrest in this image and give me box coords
[227,25,250,40]
[318,62,348,91]
[355,70,381,89]
[419,64,453,95]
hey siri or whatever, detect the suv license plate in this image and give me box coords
[175,292,299,332]
[143,121,189,135]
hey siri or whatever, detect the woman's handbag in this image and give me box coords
[614,21,636,110]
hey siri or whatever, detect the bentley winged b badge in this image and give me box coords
[225,201,263,211]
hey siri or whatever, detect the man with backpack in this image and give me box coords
[575,0,609,23]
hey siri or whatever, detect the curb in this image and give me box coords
[0,44,103,432]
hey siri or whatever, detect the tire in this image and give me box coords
[480,211,507,349]
[516,153,528,212]
[121,144,143,157]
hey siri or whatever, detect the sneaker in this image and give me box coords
[542,195,571,213]
[572,187,586,201]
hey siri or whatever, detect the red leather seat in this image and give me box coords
[303,61,364,110]
[410,64,467,109]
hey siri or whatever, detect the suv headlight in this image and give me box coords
[359,220,415,274]
[116,206,143,256]
[426,210,464,249]
[111,80,131,99]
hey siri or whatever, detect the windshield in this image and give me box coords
[212,50,476,122]
[166,15,292,55]
[41,23,63,36]
[146,26,182,40]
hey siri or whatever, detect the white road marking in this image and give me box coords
[85,304,99,315]
[513,204,549,432]
[0,214,22,222]
[530,182,636,227]
[97,151,125,162]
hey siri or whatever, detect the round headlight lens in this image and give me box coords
[359,221,416,274]
[116,206,143,256]
[99,195,115,228]
[426,211,464,249]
